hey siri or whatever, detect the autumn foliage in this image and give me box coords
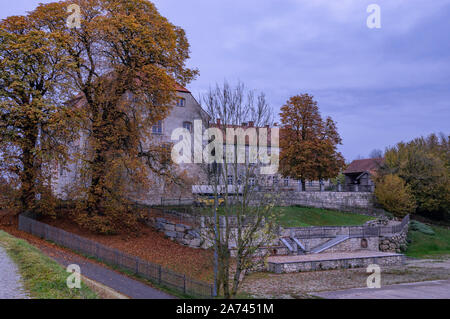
[0,0,197,233]
[279,94,345,189]
[379,133,450,219]
[374,174,416,218]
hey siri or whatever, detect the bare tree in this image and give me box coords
[198,81,278,298]
[369,149,383,159]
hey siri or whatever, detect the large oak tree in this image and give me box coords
[17,0,197,232]
[0,14,77,213]
[279,94,345,190]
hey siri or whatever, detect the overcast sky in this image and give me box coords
[2,0,449,161]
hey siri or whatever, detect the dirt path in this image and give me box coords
[41,247,175,299]
[0,225,174,299]
[0,246,29,299]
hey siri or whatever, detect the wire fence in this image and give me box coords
[18,212,214,298]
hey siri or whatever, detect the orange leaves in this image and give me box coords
[279,94,345,182]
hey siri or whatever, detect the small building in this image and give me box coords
[343,158,383,192]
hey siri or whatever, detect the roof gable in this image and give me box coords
[344,158,383,174]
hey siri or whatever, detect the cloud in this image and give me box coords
[2,0,449,161]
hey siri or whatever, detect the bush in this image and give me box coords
[375,174,416,218]
[410,220,435,236]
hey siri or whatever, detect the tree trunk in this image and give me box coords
[87,126,107,216]
[20,127,38,212]
[301,179,306,192]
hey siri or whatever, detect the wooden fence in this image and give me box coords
[18,212,214,298]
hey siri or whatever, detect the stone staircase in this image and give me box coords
[280,237,307,255]
[310,235,349,253]
[279,235,350,255]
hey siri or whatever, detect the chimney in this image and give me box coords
[216,118,221,125]
[274,122,278,127]
[248,121,254,127]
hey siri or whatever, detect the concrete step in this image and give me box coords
[310,235,349,254]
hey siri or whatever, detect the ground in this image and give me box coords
[314,279,450,299]
[406,225,450,257]
[241,219,450,298]
[0,230,97,299]
[2,206,449,299]
[38,216,215,282]
[241,255,450,298]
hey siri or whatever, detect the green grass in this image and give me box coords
[274,206,374,227]
[199,205,374,227]
[406,225,450,258]
[0,231,97,299]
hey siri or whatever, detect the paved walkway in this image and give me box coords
[42,248,174,299]
[314,279,450,299]
[0,246,29,299]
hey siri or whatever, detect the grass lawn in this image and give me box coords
[273,206,374,227]
[406,225,450,258]
[0,230,97,299]
[199,205,374,227]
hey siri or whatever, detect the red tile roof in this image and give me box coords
[175,83,190,93]
[344,158,384,174]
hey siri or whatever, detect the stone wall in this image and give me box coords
[275,191,375,212]
[148,217,203,248]
[379,227,408,253]
[268,254,405,273]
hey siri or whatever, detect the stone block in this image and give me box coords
[164,223,175,231]
[164,230,177,238]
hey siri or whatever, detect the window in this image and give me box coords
[227,175,233,185]
[176,98,186,107]
[273,176,278,185]
[183,121,192,132]
[249,177,255,186]
[284,177,289,186]
[152,120,163,134]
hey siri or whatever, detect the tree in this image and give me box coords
[374,174,416,218]
[279,94,345,190]
[0,14,76,213]
[199,81,278,298]
[30,0,198,232]
[369,149,383,159]
[380,133,450,219]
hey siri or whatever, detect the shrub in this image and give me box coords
[410,220,435,236]
[375,174,416,218]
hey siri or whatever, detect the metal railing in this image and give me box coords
[289,215,410,239]
[160,198,194,206]
[18,213,213,298]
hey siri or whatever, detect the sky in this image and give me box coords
[2,0,449,161]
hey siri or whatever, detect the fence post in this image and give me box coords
[135,257,139,274]
[183,275,186,294]
[158,265,162,284]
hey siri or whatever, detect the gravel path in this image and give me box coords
[314,279,450,299]
[242,255,450,298]
[0,246,29,299]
